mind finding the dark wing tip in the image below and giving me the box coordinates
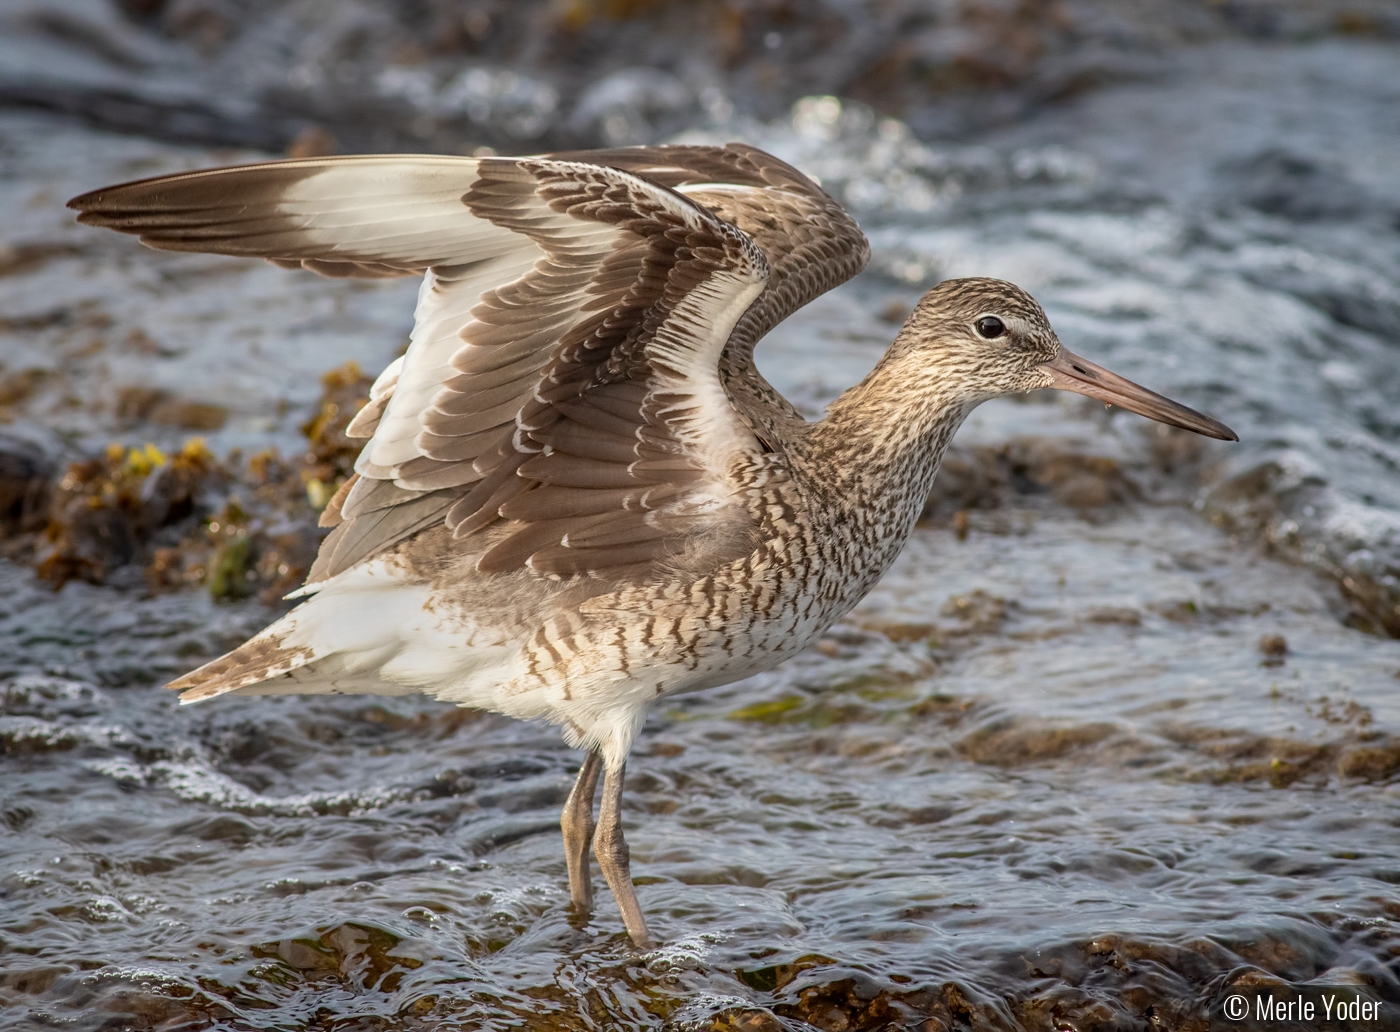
[67,188,105,214]
[68,185,144,229]
[67,181,147,216]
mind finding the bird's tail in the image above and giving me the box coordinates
[166,617,319,703]
[165,562,476,704]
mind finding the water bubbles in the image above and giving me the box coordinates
[879,118,910,142]
[759,97,1098,220]
[1010,146,1096,186]
[1344,548,1376,573]
[83,896,130,923]
[603,113,635,144]
[878,256,934,285]
[792,95,844,139]
[440,67,496,123]
[401,905,440,925]
[374,66,437,109]
[645,932,725,973]
[700,86,734,125]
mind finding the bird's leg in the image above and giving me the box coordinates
[561,750,602,913]
[594,760,654,949]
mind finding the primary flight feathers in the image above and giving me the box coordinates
[68,145,871,584]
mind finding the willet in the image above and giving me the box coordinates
[69,144,1236,948]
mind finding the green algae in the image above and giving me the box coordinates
[206,533,253,600]
[726,696,805,723]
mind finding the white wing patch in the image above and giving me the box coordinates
[644,266,768,482]
[358,250,541,476]
[277,157,519,267]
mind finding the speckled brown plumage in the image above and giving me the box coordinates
[67,144,1235,950]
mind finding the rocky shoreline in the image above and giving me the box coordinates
[3,11,1400,1030]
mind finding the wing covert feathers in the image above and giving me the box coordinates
[70,145,869,588]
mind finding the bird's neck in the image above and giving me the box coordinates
[794,350,975,528]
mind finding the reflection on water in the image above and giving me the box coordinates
[3,34,1400,1032]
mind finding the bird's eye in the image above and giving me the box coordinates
[975,316,1006,339]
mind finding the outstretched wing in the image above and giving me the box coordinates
[547,144,870,368]
[68,145,867,584]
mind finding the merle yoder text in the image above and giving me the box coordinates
[1214,985,1397,1031]
[1251,995,1381,1023]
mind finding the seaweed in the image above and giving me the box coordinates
[3,362,373,605]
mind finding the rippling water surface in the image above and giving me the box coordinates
[3,37,1400,1032]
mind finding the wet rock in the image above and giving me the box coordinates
[1204,463,1400,641]
[866,802,955,828]
[1155,722,1400,788]
[271,938,340,977]
[858,618,937,644]
[924,439,1136,524]
[0,718,85,756]
[6,360,372,602]
[205,529,254,600]
[1307,695,1373,728]
[1144,424,1208,478]
[1258,633,1288,666]
[737,953,839,994]
[940,589,1007,633]
[957,716,1118,766]
[1217,149,1380,222]
[113,384,164,422]
[0,241,85,278]
[0,436,53,543]
[951,508,969,540]
[878,298,911,324]
[1336,742,1400,781]
[925,446,1011,520]
[0,367,49,409]
[0,965,70,997]
[1039,453,1134,509]
[34,439,219,588]
[1084,606,1141,626]
[1151,600,1201,623]
[146,394,229,431]
[300,360,374,491]
[707,1009,785,1032]
[161,0,242,54]
[9,0,1400,156]
[1336,571,1400,640]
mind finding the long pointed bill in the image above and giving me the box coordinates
[1042,349,1238,442]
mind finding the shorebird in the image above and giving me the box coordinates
[69,144,1235,948]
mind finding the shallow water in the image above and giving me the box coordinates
[3,36,1400,1032]
[5,508,1400,1029]
[736,40,1400,604]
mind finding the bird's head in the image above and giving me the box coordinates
[895,277,1237,441]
